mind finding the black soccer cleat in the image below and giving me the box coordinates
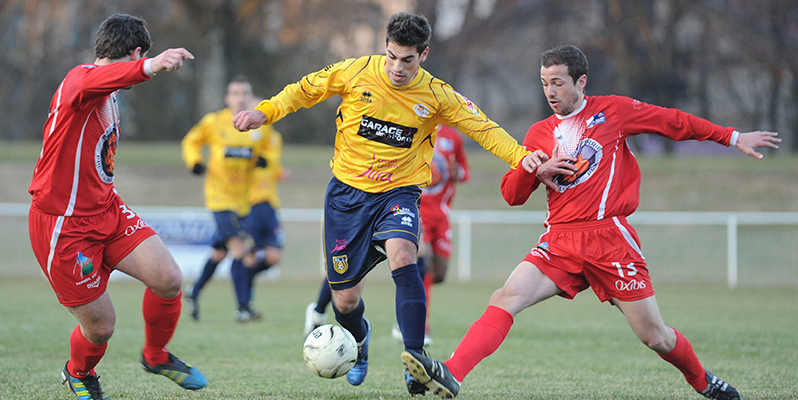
[697,370,741,400]
[406,369,429,396]
[401,349,460,399]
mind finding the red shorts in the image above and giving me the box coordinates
[523,216,654,303]
[28,195,156,307]
[421,215,452,258]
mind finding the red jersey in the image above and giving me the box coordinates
[29,59,151,216]
[420,125,470,222]
[502,95,734,225]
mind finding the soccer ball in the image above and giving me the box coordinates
[303,324,358,379]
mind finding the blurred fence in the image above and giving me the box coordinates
[2,203,797,288]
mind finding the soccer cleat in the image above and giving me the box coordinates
[346,317,371,386]
[392,322,433,346]
[406,369,429,396]
[402,349,461,399]
[140,352,207,390]
[697,370,741,400]
[304,302,327,337]
[61,362,109,400]
[234,308,263,323]
[184,291,199,321]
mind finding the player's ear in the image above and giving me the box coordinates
[419,47,429,63]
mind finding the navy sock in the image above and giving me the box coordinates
[333,298,367,342]
[392,264,426,352]
[191,258,219,298]
[315,279,332,314]
[246,260,272,300]
[230,259,249,309]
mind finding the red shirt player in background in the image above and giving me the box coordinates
[402,45,780,400]
[27,14,205,400]
[418,125,470,343]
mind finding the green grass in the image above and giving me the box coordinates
[1,277,796,399]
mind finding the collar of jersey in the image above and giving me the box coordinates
[555,96,588,120]
[379,55,425,90]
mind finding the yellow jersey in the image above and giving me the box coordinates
[181,108,271,215]
[254,55,528,193]
[248,129,283,208]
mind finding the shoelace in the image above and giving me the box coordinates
[78,375,104,399]
[704,375,729,397]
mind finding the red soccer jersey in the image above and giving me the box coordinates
[501,95,734,225]
[420,125,470,223]
[29,59,151,216]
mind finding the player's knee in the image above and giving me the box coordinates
[86,324,115,344]
[432,272,445,284]
[640,333,671,353]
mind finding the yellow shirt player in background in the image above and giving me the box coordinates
[182,76,272,323]
[233,12,542,392]
[241,120,287,313]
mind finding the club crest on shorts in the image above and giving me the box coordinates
[332,255,349,274]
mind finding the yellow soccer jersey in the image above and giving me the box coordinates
[248,129,283,208]
[182,108,271,215]
[254,55,529,193]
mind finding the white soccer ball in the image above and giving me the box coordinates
[303,324,358,379]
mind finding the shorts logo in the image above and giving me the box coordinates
[391,205,416,218]
[74,252,94,277]
[125,219,149,237]
[332,255,349,274]
[530,242,550,260]
[332,239,348,253]
[615,279,646,291]
[401,216,413,227]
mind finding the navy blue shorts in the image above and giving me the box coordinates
[244,201,284,249]
[324,177,421,289]
[210,210,248,249]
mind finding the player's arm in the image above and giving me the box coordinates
[234,58,359,131]
[181,115,212,175]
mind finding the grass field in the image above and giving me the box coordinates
[1,278,796,399]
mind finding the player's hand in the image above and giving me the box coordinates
[536,143,577,191]
[735,131,780,159]
[150,48,194,73]
[192,163,206,175]
[520,150,550,173]
[233,110,268,132]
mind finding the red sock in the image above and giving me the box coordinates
[444,305,513,382]
[141,288,181,366]
[68,325,107,377]
[658,328,707,391]
[423,272,433,332]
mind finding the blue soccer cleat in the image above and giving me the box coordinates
[140,352,207,390]
[61,362,110,400]
[346,317,371,386]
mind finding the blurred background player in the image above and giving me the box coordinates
[241,111,287,316]
[27,14,206,400]
[235,11,538,393]
[181,76,272,322]
[392,124,470,345]
[402,44,780,400]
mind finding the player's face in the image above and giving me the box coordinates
[225,82,253,115]
[540,64,586,115]
[384,42,428,87]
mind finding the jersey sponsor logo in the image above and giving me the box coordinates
[450,89,479,115]
[357,116,417,148]
[332,255,348,274]
[356,154,395,182]
[360,91,373,103]
[95,123,118,184]
[413,104,430,118]
[555,138,602,192]
[74,251,95,277]
[615,279,647,291]
[586,111,606,129]
[224,146,254,159]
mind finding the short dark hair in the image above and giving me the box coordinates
[229,75,250,85]
[385,12,431,54]
[94,14,152,60]
[541,45,588,84]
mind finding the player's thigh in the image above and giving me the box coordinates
[114,235,182,297]
[489,260,561,316]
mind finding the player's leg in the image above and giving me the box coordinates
[113,235,207,390]
[305,278,331,337]
[330,282,371,386]
[615,297,740,399]
[185,246,226,321]
[63,292,114,395]
[403,260,561,398]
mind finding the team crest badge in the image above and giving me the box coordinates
[332,255,349,274]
